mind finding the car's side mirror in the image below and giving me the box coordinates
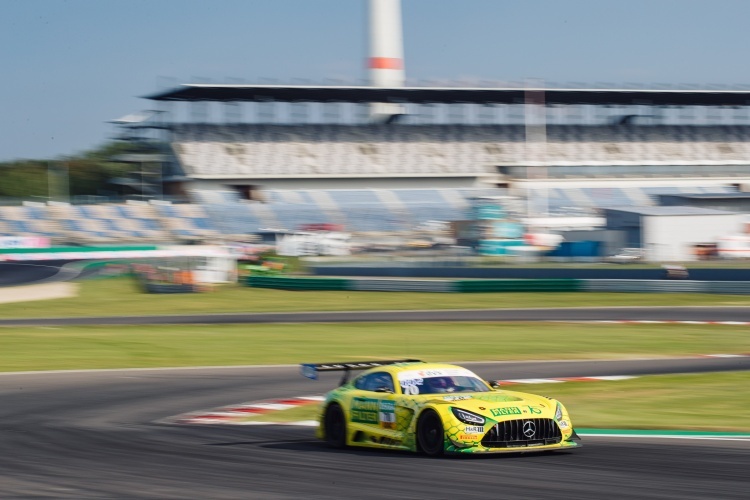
[488,380,501,389]
[374,386,394,393]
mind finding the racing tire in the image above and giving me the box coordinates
[417,410,445,457]
[324,403,347,449]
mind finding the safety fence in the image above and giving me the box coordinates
[581,280,750,295]
[246,276,750,294]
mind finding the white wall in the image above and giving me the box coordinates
[643,214,744,261]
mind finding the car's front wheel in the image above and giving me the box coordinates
[417,410,445,457]
[324,403,347,448]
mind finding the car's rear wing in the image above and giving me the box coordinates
[301,359,423,385]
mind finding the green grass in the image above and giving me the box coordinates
[243,404,320,423]
[3,276,750,319]
[236,371,750,432]
[533,371,750,432]
[1,322,749,372]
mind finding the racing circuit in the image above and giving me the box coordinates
[1,261,749,499]
[1,358,748,499]
[4,1,750,495]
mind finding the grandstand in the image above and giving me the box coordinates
[4,1,748,254]
[4,84,750,246]
[100,84,739,237]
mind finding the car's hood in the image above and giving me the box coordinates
[428,390,555,419]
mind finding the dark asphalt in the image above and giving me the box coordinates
[0,260,78,287]
[2,306,750,326]
[0,360,748,499]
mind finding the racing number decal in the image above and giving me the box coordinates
[400,378,423,395]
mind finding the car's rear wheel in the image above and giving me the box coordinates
[417,410,445,457]
[324,403,347,448]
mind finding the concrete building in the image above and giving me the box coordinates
[603,206,744,261]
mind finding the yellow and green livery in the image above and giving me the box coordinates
[301,360,581,456]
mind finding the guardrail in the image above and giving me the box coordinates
[246,276,750,294]
[582,280,750,294]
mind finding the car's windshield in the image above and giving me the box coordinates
[397,368,490,395]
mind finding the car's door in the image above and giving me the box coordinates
[350,371,401,445]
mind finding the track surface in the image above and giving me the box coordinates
[2,360,748,499]
[0,261,78,287]
[3,306,750,326]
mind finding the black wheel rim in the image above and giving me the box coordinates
[420,413,443,454]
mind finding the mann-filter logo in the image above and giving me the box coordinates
[351,397,379,424]
[490,407,521,417]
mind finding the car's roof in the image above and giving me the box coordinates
[364,362,470,376]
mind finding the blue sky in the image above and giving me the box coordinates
[1,0,749,162]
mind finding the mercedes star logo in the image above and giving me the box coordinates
[522,420,536,438]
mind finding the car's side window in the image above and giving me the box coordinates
[355,372,395,393]
[354,374,368,390]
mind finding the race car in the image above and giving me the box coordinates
[300,359,581,456]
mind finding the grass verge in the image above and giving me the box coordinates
[3,276,750,319]
[1,322,749,372]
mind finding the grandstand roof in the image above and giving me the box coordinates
[658,193,750,200]
[604,206,736,216]
[146,84,750,106]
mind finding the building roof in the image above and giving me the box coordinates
[604,206,738,216]
[145,84,750,106]
[658,193,750,200]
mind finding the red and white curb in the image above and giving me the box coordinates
[498,375,636,385]
[168,396,324,426]
[166,376,642,426]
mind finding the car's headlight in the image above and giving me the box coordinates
[451,407,486,425]
[555,402,564,421]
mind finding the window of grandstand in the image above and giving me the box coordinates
[230,185,262,201]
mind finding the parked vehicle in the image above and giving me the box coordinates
[604,248,644,264]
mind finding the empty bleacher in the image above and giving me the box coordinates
[0,182,742,246]
[151,202,221,242]
[170,124,750,180]
[188,188,508,234]
[0,205,63,241]
[49,203,172,244]
[0,202,221,245]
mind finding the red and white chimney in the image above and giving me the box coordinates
[368,0,405,121]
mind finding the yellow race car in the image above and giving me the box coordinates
[301,359,581,456]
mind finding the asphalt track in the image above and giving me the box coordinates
[0,261,79,287]
[1,359,749,499]
[2,305,750,326]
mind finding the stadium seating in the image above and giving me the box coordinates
[187,188,510,234]
[49,203,172,244]
[151,202,222,242]
[0,205,63,241]
[170,124,750,179]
